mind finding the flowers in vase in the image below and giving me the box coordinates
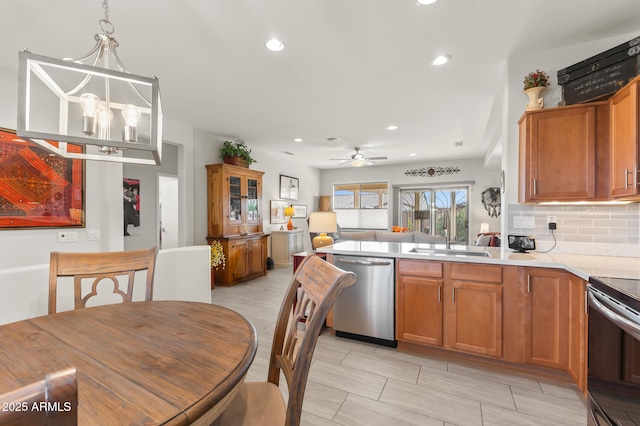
[523,69,550,91]
[210,240,226,270]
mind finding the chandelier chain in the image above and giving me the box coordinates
[102,0,109,21]
[99,0,115,36]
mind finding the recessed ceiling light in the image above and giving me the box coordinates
[416,0,438,4]
[386,125,398,131]
[431,54,451,66]
[327,137,339,142]
[265,38,285,52]
[409,153,417,156]
[293,138,303,142]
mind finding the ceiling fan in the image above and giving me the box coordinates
[330,147,388,167]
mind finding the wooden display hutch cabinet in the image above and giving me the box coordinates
[206,163,268,286]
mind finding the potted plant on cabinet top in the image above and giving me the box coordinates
[219,139,256,168]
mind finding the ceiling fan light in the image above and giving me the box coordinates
[351,159,365,167]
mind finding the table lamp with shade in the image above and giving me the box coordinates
[309,212,337,249]
[284,206,295,230]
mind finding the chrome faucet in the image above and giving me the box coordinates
[443,211,451,249]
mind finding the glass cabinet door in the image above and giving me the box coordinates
[228,175,242,222]
[246,178,259,222]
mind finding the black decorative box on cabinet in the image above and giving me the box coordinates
[558,36,640,105]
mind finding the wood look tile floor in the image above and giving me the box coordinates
[212,266,588,426]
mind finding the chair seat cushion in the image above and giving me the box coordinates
[213,381,286,426]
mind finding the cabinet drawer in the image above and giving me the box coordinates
[397,259,442,277]
[451,263,502,283]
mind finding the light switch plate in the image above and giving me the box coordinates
[58,231,77,243]
[514,216,536,229]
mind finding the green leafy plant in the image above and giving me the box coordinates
[523,69,550,90]
[210,240,226,270]
[219,139,256,165]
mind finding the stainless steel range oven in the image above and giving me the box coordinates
[587,276,640,426]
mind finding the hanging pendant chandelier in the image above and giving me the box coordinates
[17,0,162,165]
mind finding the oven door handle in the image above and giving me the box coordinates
[588,290,640,341]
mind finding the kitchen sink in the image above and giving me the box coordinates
[409,247,491,257]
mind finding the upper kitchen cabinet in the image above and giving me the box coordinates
[610,75,640,199]
[518,102,610,203]
[206,163,264,238]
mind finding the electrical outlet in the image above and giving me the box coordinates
[547,215,557,230]
[58,231,77,243]
[88,230,101,241]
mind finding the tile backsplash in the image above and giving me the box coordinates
[507,203,640,257]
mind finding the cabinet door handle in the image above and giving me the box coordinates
[437,286,441,302]
[451,287,455,303]
[635,167,639,188]
[532,178,537,195]
[625,169,630,189]
[527,275,531,293]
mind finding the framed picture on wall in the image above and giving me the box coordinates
[279,175,299,200]
[0,128,85,229]
[270,200,288,224]
[292,204,307,218]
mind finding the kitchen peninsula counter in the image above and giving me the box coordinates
[317,240,640,281]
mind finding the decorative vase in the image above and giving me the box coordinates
[524,86,546,111]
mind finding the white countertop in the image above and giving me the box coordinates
[317,241,640,281]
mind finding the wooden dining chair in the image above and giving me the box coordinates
[212,254,357,426]
[0,368,78,426]
[48,247,158,314]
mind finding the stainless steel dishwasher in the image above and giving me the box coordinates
[333,255,396,347]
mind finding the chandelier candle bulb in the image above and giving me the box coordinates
[79,93,101,136]
[122,104,141,142]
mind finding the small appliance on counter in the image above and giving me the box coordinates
[507,235,536,253]
[587,276,640,426]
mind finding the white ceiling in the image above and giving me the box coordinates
[2,0,640,169]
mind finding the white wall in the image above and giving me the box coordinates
[502,29,640,256]
[320,158,502,238]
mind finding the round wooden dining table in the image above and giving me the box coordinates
[0,301,257,425]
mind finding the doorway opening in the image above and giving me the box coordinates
[158,174,179,249]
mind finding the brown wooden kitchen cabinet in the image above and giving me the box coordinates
[523,268,571,370]
[206,163,267,285]
[568,274,588,392]
[446,263,503,357]
[609,75,640,199]
[518,102,609,202]
[396,260,503,358]
[396,260,444,346]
